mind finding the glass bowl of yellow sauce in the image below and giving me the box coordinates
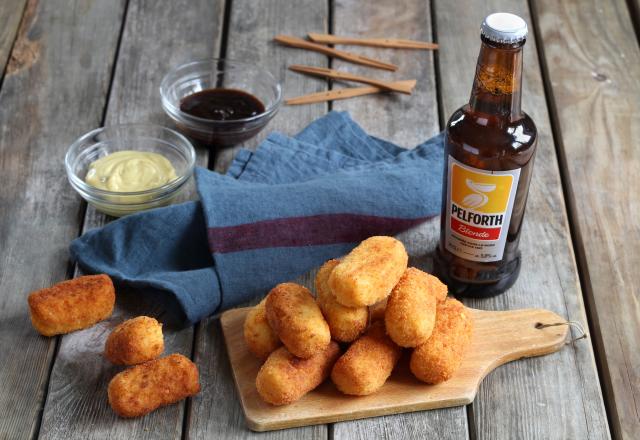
[65,124,196,217]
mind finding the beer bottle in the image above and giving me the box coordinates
[434,13,537,297]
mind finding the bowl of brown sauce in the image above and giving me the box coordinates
[160,59,282,147]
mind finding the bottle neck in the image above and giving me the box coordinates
[468,37,524,122]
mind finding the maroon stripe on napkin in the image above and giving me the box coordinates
[207,213,431,253]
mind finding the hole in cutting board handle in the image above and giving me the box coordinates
[534,320,588,344]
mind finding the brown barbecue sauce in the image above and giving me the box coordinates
[180,89,265,121]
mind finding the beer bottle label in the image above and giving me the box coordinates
[445,156,520,262]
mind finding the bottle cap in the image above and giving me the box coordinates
[481,13,528,44]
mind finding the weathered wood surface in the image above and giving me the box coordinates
[187,0,329,438]
[212,0,329,173]
[436,1,610,439]
[37,1,223,439]
[0,1,126,439]
[330,1,469,439]
[0,0,26,79]
[532,0,640,438]
[332,0,438,147]
[1,0,636,438]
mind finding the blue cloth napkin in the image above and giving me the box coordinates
[70,111,444,327]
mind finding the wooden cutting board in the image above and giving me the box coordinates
[220,306,569,432]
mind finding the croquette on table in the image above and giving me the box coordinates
[105,316,164,365]
[108,353,200,418]
[28,274,115,336]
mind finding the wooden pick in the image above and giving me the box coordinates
[285,80,417,105]
[274,35,398,71]
[289,65,416,95]
[308,33,439,50]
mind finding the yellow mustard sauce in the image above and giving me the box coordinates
[85,150,178,192]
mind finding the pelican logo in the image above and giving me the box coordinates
[461,179,496,209]
[445,157,521,262]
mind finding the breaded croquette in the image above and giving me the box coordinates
[105,316,164,365]
[331,321,401,396]
[256,342,340,405]
[328,236,408,307]
[28,274,115,336]
[244,297,282,359]
[369,298,388,323]
[316,260,368,343]
[385,268,439,347]
[410,298,473,384]
[425,272,448,303]
[108,353,200,418]
[265,283,331,359]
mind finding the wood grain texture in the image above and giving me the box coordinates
[331,0,439,147]
[330,2,470,439]
[0,1,126,439]
[212,0,329,173]
[435,1,610,439]
[0,0,27,78]
[532,0,640,438]
[221,306,569,432]
[188,0,329,438]
[37,1,223,439]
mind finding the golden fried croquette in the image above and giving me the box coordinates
[369,298,388,323]
[410,298,473,384]
[105,316,164,365]
[316,260,368,343]
[265,283,331,359]
[328,236,408,307]
[256,342,340,405]
[28,274,115,336]
[108,353,200,418]
[385,268,439,347]
[425,272,448,303]
[244,298,282,359]
[330,321,401,396]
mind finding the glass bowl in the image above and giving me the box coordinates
[65,124,196,217]
[160,58,282,147]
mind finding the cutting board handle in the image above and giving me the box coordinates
[468,308,571,386]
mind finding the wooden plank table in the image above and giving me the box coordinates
[0,0,636,438]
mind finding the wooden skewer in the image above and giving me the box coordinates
[289,65,416,95]
[285,80,417,105]
[308,33,439,50]
[274,35,398,71]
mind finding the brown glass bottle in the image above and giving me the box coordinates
[434,14,537,298]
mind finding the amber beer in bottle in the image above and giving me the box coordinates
[434,13,537,297]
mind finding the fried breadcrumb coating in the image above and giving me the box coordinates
[28,274,115,336]
[108,353,200,418]
[410,298,473,384]
[256,342,340,405]
[331,321,401,396]
[105,316,164,365]
[328,236,408,307]
[244,297,282,359]
[316,260,368,343]
[265,283,330,359]
[385,268,440,347]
